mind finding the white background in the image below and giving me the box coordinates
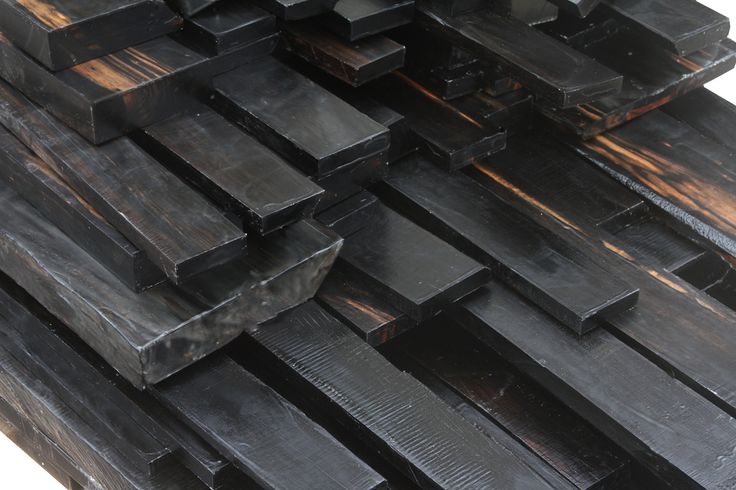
[0,1,735,488]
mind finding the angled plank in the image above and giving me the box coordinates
[454,282,736,489]
[0,78,245,284]
[250,0,337,20]
[136,103,323,235]
[0,0,181,70]
[213,57,389,177]
[323,0,414,41]
[416,3,623,108]
[155,355,386,489]
[320,192,490,322]
[378,155,638,333]
[246,300,568,489]
[283,22,405,86]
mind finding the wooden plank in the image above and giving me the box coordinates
[0,176,340,387]
[349,96,413,162]
[181,1,276,55]
[136,103,323,235]
[0,0,181,70]
[454,282,736,489]
[537,33,736,138]
[246,300,569,489]
[323,0,414,41]
[402,62,485,101]
[546,0,600,18]
[0,78,246,284]
[168,0,218,16]
[369,72,506,170]
[313,152,387,212]
[571,109,736,258]
[378,155,638,333]
[155,355,386,489]
[449,88,534,134]
[0,125,164,292]
[320,192,490,322]
[283,22,405,86]
[416,3,623,108]
[316,266,415,345]
[539,12,620,49]
[250,0,337,20]
[213,57,390,177]
[599,0,730,56]
[492,0,559,26]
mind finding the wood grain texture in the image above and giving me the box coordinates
[454,283,736,490]
[378,155,638,333]
[246,300,569,489]
[0,0,181,70]
[136,103,323,235]
[213,57,390,177]
[320,191,490,322]
[416,2,623,108]
[323,0,415,41]
[283,22,405,86]
[599,0,730,56]
[155,355,386,490]
[0,78,246,284]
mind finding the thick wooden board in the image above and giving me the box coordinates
[168,0,218,16]
[283,23,405,86]
[213,57,390,177]
[454,283,736,489]
[181,1,276,55]
[571,109,736,258]
[546,0,600,18]
[250,0,337,20]
[246,300,569,489]
[136,103,323,235]
[0,78,245,284]
[0,125,164,292]
[313,152,387,212]
[599,0,730,56]
[492,0,559,26]
[369,72,506,170]
[378,155,639,333]
[155,355,386,489]
[416,3,623,108]
[0,0,181,70]
[539,12,620,50]
[320,192,490,322]
[323,0,415,41]
[0,177,340,387]
[537,33,736,138]
[449,88,534,134]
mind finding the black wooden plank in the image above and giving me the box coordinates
[320,192,490,322]
[492,0,559,26]
[402,62,485,101]
[454,282,736,489]
[369,72,506,170]
[538,11,621,50]
[250,0,337,20]
[599,0,730,56]
[323,0,415,41]
[350,96,413,163]
[0,0,181,70]
[0,176,340,387]
[246,300,570,489]
[313,152,387,212]
[283,22,405,86]
[546,0,600,18]
[136,103,323,235]
[449,88,534,134]
[181,0,276,55]
[155,355,386,489]
[0,78,246,284]
[316,266,415,345]
[213,57,390,177]
[377,155,638,333]
[537,33,736,138]
[0,125,164,292]
[571,109,736,258]
[168,0,219,16]
[416,3,623,108]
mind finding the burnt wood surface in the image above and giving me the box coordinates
[323,0,415,41]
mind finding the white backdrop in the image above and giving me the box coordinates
[0,1,735,488]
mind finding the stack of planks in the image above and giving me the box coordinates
[0,0,735,488]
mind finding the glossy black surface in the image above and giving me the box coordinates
[323,0,415,41]
[168,0,218,16]
[546,0,600,18]
[250,0,337,20]
[313,152,387,212]
[492,0,559,26]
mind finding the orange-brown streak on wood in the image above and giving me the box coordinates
[17,0,71,29]
[343,297,397,324]
[70,48,175,92]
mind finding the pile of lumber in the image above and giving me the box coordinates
[0,0,735,488]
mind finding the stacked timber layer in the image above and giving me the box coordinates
[0,0,735,488]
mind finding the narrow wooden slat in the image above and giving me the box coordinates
[246,300,569,489]
[0,78,245,284]
[454,282,736,489]
[155,355,386,489]
[320,191,490,322]
[378,155,638,333]
[323,0,414,41]
[213,57,390,177]
[136,103,324,235]
[416,3,623,108]
[0,0,181,70]
[663,88,736,156]
[283,23,405,86]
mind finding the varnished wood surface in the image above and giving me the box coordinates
[0,78,246,284]
[0,0,181,70]
[324,0,415,41]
